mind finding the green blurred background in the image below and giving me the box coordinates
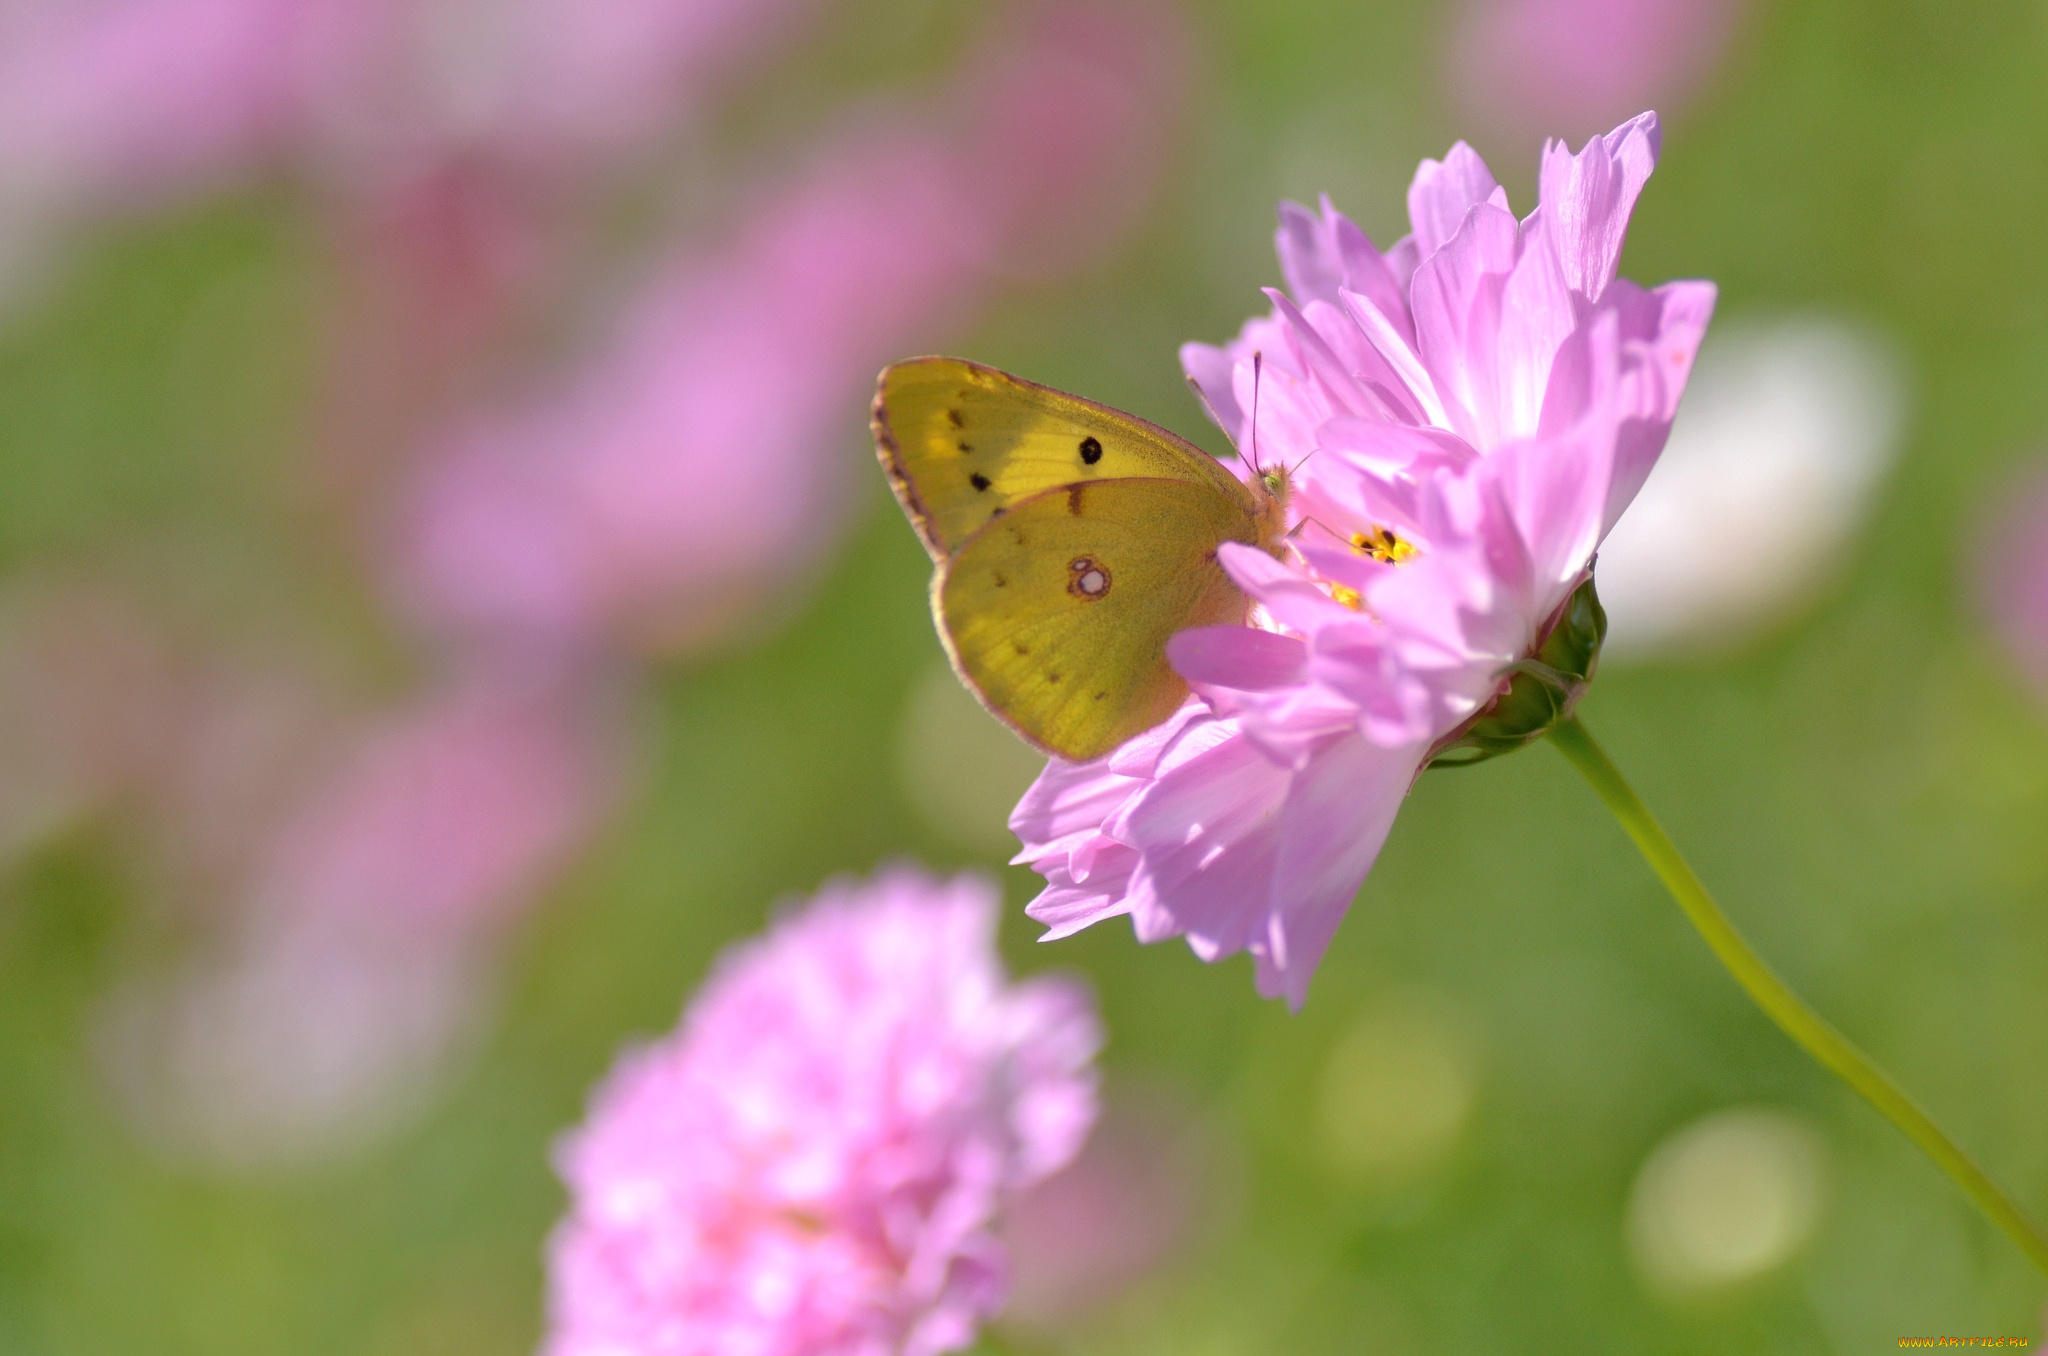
[5,0,2048,1352]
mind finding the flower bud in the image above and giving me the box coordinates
[1427,573,1607,767]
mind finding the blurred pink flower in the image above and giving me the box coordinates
[544,867,1100,1356]
[241,665,622,941]
[1449,0,1745,144]
[392,130,989,652]
[1978,461,2048,704]
[1013,115,1715,1006]
[394,0,1190,653]
[0,0,334,214]
[0,0,824,213]
[97,665,625,1166]
[306,0,825,182]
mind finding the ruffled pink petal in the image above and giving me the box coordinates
[1277,196,1415,342]
[1537,111,1663,302]
[1485,423,1615,598]
[1257,732,1425,1007]
[1215,542,1348,634]
[1121,732,1292,962]
[1338,287,1452,428]
[1406,140,1509,261]
[1408,200,1523,449]
[1537,276,1717,532]
[1262,288,1399,422]
[1167,626,1306,692]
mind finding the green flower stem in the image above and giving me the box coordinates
[1546,714,2048,1275]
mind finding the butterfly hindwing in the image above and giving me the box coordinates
[937,477,1261,761]
[874,356,1258,561]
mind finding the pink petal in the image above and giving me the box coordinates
[1537,110,1662,301]
[1406,140,1509,261]
[1167,626,1307,692]
[1258,733,1425,1007]
[1408,201,1522,449]
[1277,196,1414,341]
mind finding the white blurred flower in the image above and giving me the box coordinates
[1626,1106,1828,1298]
[1596,315,1908,658]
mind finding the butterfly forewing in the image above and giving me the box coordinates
[937,477,1260,761]
[874,357,1257,561]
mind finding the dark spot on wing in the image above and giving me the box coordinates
[970,472,992,492]
[1047,672,1062,684]
[1067,484,1086,515]
[1066,557,1111,600]
[1093,691,1107,701]
[1013,642,1030,656]
[958,441,973,453]
[992,571,1007,588]
[1079,436,1103,465]
[947,408,964,428]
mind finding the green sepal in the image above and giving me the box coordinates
[1426,573,1607,769]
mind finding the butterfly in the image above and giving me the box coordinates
[872,356,1290,763]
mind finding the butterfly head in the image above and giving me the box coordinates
[1249,459,1294,555]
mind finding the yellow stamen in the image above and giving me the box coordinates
[1330,584,1363,611]
[1350,525,1417,564]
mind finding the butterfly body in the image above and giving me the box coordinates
[873,357,1288,762]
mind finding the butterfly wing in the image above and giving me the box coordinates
[874,356,1258,561]
[937,476,1263,761]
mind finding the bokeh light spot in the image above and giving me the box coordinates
[1626,1106,1829,1298]
[1316,993,1477,1184]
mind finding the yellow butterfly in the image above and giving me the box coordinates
[872,356,1290,762]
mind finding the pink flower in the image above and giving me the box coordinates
[0,0,824,211]
[1013,114,1715,1007]
[242,666,621,942]
[392,128,989,652]
[393,1,1189,654]
[0,0,334,213]
[543,867,1100,1356]
[307,0,826,179]
[1449,0,1747,144]
[95,665,624,1166]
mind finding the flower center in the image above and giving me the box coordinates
[1350,526,1417,564]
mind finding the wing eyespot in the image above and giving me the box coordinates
[1067,557,1111,600]
[1079,436,1103,465]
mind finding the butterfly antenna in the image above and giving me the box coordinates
[1185,375,1230,441]
[1290,513,1350,546]
[1250,351,1264,475]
